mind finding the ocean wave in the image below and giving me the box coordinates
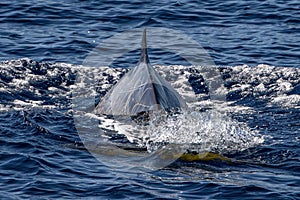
[0,58,299,111]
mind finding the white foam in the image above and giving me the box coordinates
[272,94,300,108]
[141,110,264,153]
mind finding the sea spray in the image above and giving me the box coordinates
[140,109,264,154]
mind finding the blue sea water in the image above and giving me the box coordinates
[0,0,300,199]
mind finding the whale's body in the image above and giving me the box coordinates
[96,29,187,116]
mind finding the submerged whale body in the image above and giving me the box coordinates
[96,28,187,116]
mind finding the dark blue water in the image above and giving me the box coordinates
[1,0,299,67]
[0,1,300,199]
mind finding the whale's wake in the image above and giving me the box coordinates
[96,109,264,154]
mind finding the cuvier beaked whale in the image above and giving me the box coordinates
[96,28,187,116]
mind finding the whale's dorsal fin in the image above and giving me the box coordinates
[96,28,187,116]
[140,28,150,64]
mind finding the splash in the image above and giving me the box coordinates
[139,109,264,154]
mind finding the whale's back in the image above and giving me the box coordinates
[96,29,187,116]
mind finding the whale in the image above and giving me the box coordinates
[96,28,187,116]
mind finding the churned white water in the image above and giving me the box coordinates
[139,109,264,153]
